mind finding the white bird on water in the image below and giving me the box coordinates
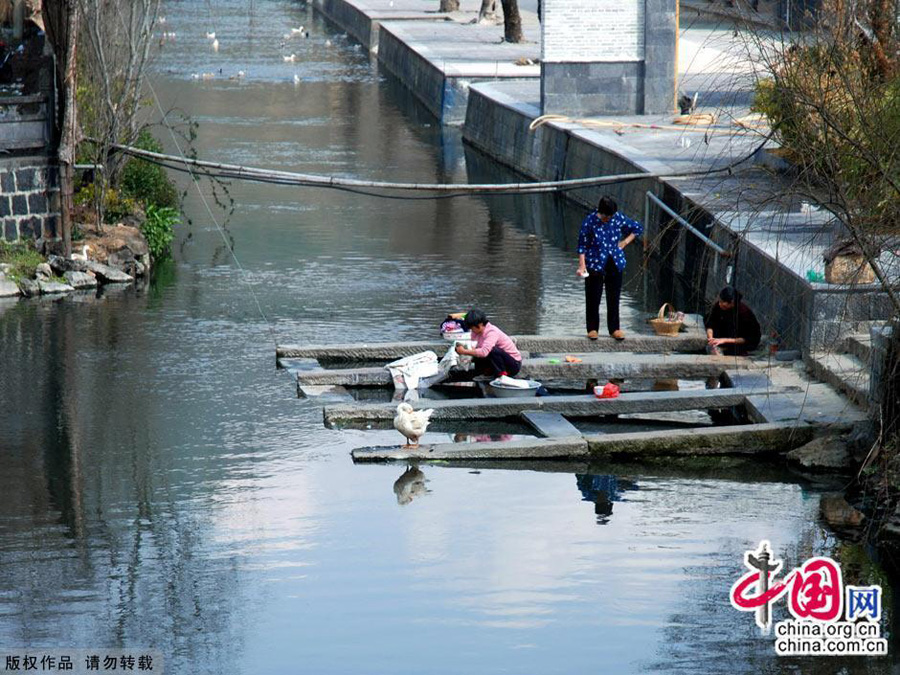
[290,26,304,34]
[283,53,297,62]
[393,403,434,449]
[206,31,216,39]
[292,73,301,84]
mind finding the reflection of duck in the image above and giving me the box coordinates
[393,465,428,505]
[394,403,433,448]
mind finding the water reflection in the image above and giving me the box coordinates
[393,464,429,506]
[575,474,639,525]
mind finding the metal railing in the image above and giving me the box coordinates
[644,191,730,257]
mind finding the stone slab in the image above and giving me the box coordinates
[0,278,20,297]
[350,422,817,462]
[38,280,74,294]
[63,271,98,289]
[585,422,818,458]
[325,388,759,425]
[276,333,706,361]
[807,352,870,408]
[298,384,353,400]
[85,261,133,284]
[744,387,867,427]
[277,357,322,371]
[351,436,590,462]
[301,352,754,388]
[300,366,391,387]
[520,411,582,438]
[520,352,753,381]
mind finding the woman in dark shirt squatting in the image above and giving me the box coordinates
[705,286,761,356]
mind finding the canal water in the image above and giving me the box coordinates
[0,1,894,673]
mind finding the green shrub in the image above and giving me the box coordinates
[141,204,180,261]
[0,241,44,281]
[121,129,179,210]
[75,184,139,224]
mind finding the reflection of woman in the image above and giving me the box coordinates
[705,287,761,356]
[393,465,428,505]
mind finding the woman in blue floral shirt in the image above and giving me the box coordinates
[576,195,643,340]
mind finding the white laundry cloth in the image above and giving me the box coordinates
[385,351,439,390]
[492,375,531,389]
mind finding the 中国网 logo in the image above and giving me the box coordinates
[729,540,887,656]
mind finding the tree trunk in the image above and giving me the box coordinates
[42,0,80,256]
[500,0,523,42]
[478,0,498,22]
[439,0,460,11]
[58,5,78,256]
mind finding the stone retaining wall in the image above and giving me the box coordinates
[0,156,59,244]
[377,24,450,121]
[312,0,378,50]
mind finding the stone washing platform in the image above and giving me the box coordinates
[278,332,868,462]
[349,366,867,462]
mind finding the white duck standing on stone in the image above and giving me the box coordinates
[393,403,434,448]
[70,245,90,261]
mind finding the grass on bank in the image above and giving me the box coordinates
[0,241,44,281]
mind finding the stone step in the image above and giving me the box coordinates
[841,333,872,364]
[299,352,757,388]
[519,411,582,438]
[350,422,818,462]
[325,387,765,426]
[807,351,870,408]
[277,333,706,362]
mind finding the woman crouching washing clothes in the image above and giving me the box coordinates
[454,308,522,378]
[705,286,761,356]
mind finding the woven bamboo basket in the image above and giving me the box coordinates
[649,303,683,337]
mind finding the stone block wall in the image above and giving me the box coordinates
[542,62,645,117]
[540,0,676,115]
[0,156,60,244]
[378,25,447,121]
[313,0,378,51]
